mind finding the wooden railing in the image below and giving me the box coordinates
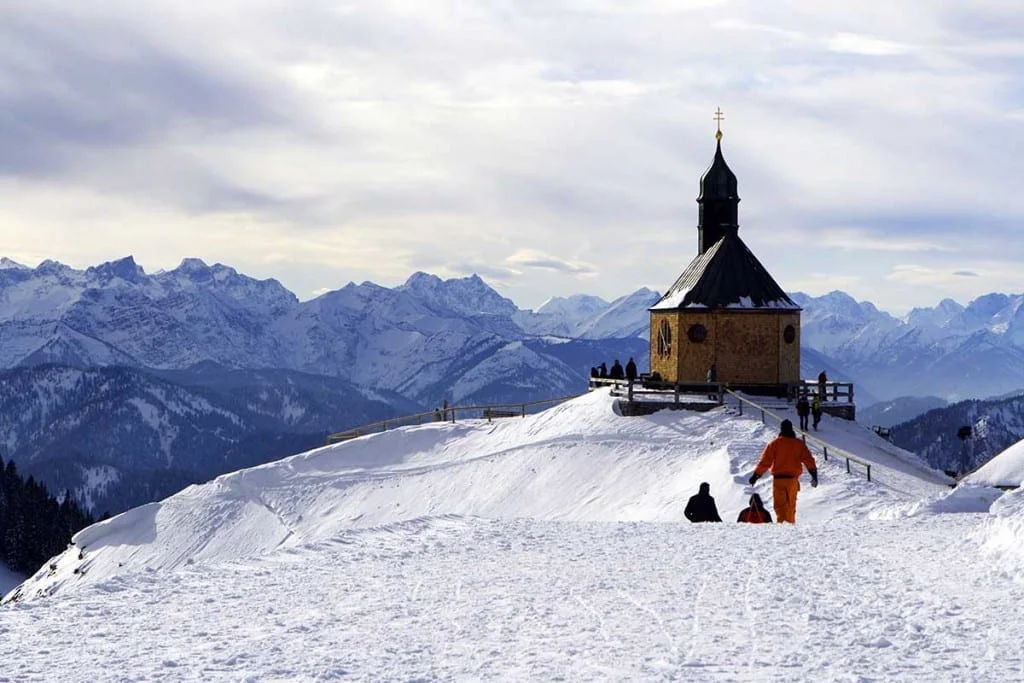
[725,389,873,482]
[795,380,855,403]
[325,393,585,444]
[588,377,725,405]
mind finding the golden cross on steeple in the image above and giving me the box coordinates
[713,107,724,141]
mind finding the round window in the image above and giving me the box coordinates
[687,324,707,343]
[783,324,796,344]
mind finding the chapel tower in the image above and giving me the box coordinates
[649,110,801,389]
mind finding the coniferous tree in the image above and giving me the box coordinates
[0,457,94,577]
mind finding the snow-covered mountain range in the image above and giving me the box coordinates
[4,254,1024,513]
[0,257,651,512]
[794,290,1024,402]
[0,257,652,406]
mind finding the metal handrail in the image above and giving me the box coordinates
[325,393,586,444]
[724,389,873,482]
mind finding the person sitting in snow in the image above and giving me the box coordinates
[684,482,722,523]
[748,419,818,524]
[736,493,772,524]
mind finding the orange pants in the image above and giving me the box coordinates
[772,478,801,523]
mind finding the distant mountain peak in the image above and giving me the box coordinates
[86,256,146,283]
[0,257,27,270]
[398,271,518,317]
[403,271,442,287]
[177,257,210,273]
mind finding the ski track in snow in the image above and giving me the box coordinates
[3,516,1024,681]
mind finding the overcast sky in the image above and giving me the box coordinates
[2,1,1022,314]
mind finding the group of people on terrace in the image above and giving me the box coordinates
[590,358,638,383]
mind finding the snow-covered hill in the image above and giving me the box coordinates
[10,390,951,602]
[5,390,1023,680]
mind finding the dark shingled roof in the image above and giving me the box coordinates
[650,232,800,311]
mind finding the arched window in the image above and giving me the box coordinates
[783,324,796,344]
[657,319,672,357]
[687,323,708,344]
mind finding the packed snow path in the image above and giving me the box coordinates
[723,394,954,499]
[4,515,1024,681]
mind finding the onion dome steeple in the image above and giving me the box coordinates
[697,108,740,254]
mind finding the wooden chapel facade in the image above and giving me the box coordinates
[648,124,801,388]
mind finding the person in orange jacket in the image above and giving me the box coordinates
[748,419,818,523]
[736,493,772,523]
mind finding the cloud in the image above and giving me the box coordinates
[826,32,913,56]
[2,1,1024,312]
[506,249,597,275]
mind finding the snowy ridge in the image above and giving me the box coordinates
[6,391,1024,680]
[13,390,949,601]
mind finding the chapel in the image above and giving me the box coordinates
[648,112,801,388]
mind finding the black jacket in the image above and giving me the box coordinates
[625,360,637,381]
[796,397,810,416]
[684,492,722,523]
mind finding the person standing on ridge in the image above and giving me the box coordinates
[737,493,772,523]
[706,362,718,399]
[609,359,625,380]
[811,394,823,431]
[817,370,828,402]
[625,357,638,385]
[748,419,818,524]
[796,393,810,431]
[684,482,722,523]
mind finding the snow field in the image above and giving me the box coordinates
[5,388,1024,680]
[4,515,1024,681]
[13,390,934,602]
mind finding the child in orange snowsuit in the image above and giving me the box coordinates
[748,419,818,523]
[737,493,772,523]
